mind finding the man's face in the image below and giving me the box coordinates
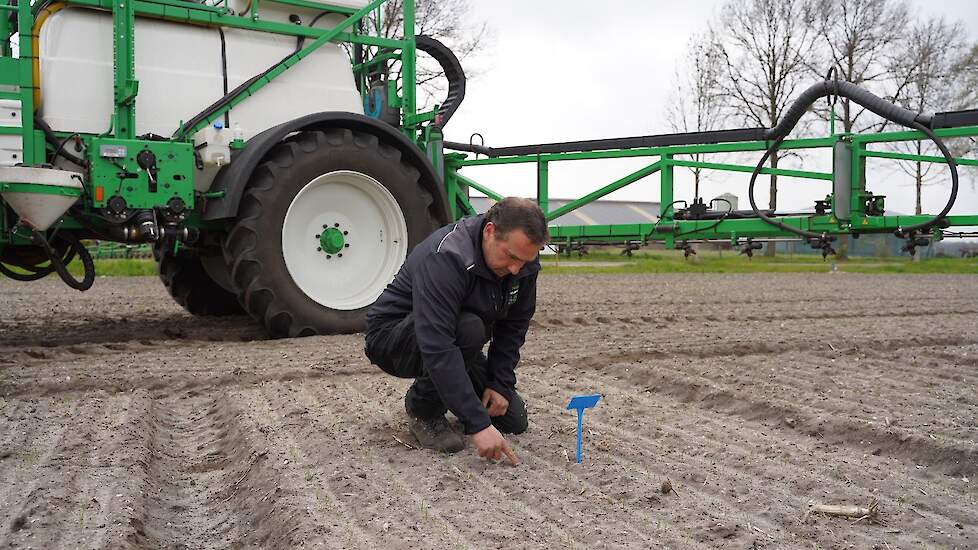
[482,223,540,278]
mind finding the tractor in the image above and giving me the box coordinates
[1,0,976,338]
[0,0,460,337]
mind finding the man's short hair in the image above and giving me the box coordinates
[485,197,550,244]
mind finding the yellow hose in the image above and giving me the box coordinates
[31,2,67,110]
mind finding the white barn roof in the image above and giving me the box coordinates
[468,197,660,227]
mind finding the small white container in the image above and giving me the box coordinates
[193,122,232,167]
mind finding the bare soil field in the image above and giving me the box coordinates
[1,273,976,549]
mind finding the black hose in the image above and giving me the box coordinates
[175,41,304,139]
[52,133,80,166]
[415,35,466,129]
[0,261,51,281]
[32,230,94,290]
[900,121,958,234]
[0,234,79,281]
[675,198,733,238]
[764,80,927,142]
[750,79,957,239]
[747,136,813,237]
[34,116,89,167]
[217,27,230,128]
[642,200,685,240]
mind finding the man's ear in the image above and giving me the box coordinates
[484,221,495,241]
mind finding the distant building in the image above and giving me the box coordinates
[468,197,660,226]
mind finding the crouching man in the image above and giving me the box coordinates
[364,197,548,465]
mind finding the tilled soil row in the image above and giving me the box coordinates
[1,274,976,549]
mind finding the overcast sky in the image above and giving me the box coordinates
[444,0,978,222]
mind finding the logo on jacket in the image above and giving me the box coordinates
[506,281,520,306]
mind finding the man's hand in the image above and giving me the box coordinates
[470,425,519,466]
[481,388,510,417]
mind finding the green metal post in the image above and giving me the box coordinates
[850,139,865,225]
[113,0,138,139]
[660,154,674,248]
[17,0,36,163]
[426,124,444,183]
[536,157,549,216]
[0,8,11,58]
[401,0,417,138]
[445,168,458,220]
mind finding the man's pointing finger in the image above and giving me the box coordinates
[502,443,519,466]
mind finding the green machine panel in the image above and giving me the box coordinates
[88,138,195,209]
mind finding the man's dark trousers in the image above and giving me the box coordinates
[365,312,528,434]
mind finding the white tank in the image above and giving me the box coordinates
[38,6,366,189]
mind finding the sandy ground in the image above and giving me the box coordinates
[0,273,976,549]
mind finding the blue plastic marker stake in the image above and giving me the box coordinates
[566,394,601,464]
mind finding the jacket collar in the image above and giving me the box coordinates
[465,214,542,282]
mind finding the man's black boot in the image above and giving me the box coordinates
[408,414,464,453]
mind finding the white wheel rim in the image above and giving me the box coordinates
[282,170,408,311]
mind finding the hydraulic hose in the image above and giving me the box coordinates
[32,230,94,290]
[0,234,78,281]
[764,80,929,141]
[750,80,958,240]
[34,116,89,167]
[675,198,734,239]
[901,121,958,235]
[415,35,466,129]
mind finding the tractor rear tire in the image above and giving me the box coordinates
[155,242,245,316]
[223,128,443,338]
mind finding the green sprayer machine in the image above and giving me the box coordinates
[0,0,975,337]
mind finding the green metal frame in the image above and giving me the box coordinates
[0,0,430,245]
[444,126,978,250]
[0,0,974,261]
[0,181,82,196]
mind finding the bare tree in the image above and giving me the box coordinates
[714,0,817,255]
[805,0,911,133]
[888,17,973,215]
[364,0,490,109]
[951,43,978,126]
[665,33,727,201]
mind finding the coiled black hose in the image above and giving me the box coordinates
[0,239,77,281]
[0,231,95,290]
[749,80,957,240]
[36,230,94,290]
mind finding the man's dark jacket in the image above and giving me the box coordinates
[366,214,540,434]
